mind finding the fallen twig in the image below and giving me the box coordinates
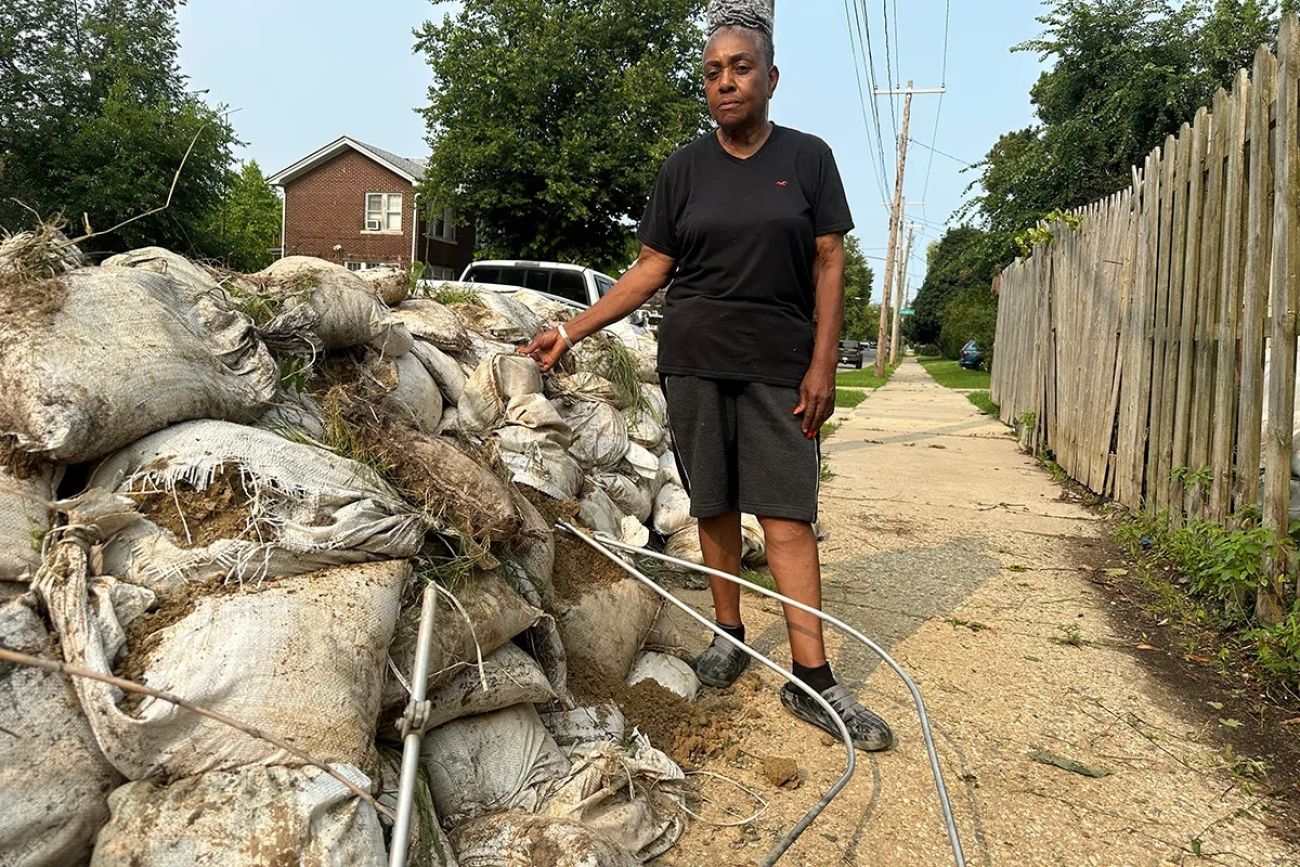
[0,645,393,820]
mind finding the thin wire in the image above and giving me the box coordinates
[892,0,902,136]
[852,0,893,197]
[880,0,899,139]
[920,0,952,226]
[843,0,892,211]
[910,137,972,168]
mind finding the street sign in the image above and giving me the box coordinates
[900,308,915,316]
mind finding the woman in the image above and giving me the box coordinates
[521,7,893,752]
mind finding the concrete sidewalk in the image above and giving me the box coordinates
[660,358,1298,866]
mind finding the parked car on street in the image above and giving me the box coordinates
[838,339,864,368]
[460,259,650,326]
[958,340,986,370]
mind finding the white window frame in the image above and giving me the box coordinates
[344,260,391,271]
[425,265,456,280]
[427,206,456,243]
[364,192,403,232]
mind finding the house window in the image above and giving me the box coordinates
[425,265,456,280]
[364,193,403,232]
[344,260,390,271]
[427,207,456,243]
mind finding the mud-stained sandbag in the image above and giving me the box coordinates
[664,525,704,569]
[102,246,221,299]
[412,340,468,405]
[384,432,519,543]
[578,484,624,537]
[507,486,556,603]
[422,704,570,826]
[460,355,544,432]
[741,513,767,567]
[623,405,666,453]
[383,571,543,714]
[558,576,659,684]
[594,473,652,524]
[627,651,700,702]
[558,399,630,470]
[541,704,626,746]
[253,256,399,350]
[652,484,693,538]
[622,442,663,498]
[451,291,543,343]
[643,603,707,662]
[539,737,686,861]
[256,388,328,441]
[90,421,423,590]
[89,764,385,867]
[450,813,639,867]
[394,299,471,352]
[508,287,582,324]
[495,396,583,501]
[422,643,556,732]
[40,555,410,780]
[382,352,444,434]
[0,595,122,867]
[356,265,411,306]
[0,267,279,462]
[641,382,668,422]
[546,371,621,406]
[0,460,56,581]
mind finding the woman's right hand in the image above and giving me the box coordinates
[519,328,571,372]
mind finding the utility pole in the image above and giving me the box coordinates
[890,222,914,365]
[873,81,945,377]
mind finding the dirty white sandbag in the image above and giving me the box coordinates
[499,439,584,502]
[624,405,666,452]
[559,399,631,470]
[91,420,423,590]
[664,525,704,569]
[657,451,683,490]
[102,246,221,298]
[578,484,623,537]
[508,287,582,323]
[382,433,520,542]
[594,472,652,523]
[383,352,444,434]
[653,483,694,538]
[452,291,543,343]
[539,736,685,861]
[257,387,328,441]
[558,576,659,684]
[495,393,574,451]
[90,764,385,867]
[0,267,279,462]
[627,651,700,702]
[643,603,707,662]
[0,595,122,867]
[395,299,472,352]
[0,461,56,581]
[422,643,556,732]
[356,265,411,306]
[460,354,545,432]
[621,515,651,548]
[422,704,570,826]
[546,371,621,405]
[440,405,462,434]
[641,382,668,422]
[742,513,767,567]
[41,554,409,780]
[412,339,468,404]
[508,485,556,604]
[541,704,626,746]
[254,256,400,350]
[383,571,543,714]
[623,442,663,497]
[450,813,639,867]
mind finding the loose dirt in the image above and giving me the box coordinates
[552,532,628,601]
[126,466,254,549]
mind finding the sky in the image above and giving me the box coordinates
[178,0,1048,302]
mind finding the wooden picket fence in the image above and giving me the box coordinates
[991,16,1300,622]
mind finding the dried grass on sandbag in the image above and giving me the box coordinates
[0,223,86,278]
[545,371,621,406]
[382,570,543,716]
[355,265,411,306]
[0,266,279,462]
[255,387,328,441]
[449,813,640,867]
[0,595,122,867]
[421,703,570,826]
[575,332,651,411]
[250,256,401,351]
[89,420,424,590]
[39,549,410,781]
[89,764,385,867]
[394,298,471,352]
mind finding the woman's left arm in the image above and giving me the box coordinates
[795,232,846,439]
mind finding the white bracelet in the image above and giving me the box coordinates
[557,322,576,350]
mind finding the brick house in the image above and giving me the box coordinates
[268,135,474,279]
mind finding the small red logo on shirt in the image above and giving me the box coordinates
[776,179,789,186]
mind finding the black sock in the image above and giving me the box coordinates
[792,661,837,693]
[716,621,745,644]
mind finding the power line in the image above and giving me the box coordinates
[880,0,899,140]
[920,0,952,224]
[842,0,892,211]
[851,0,893,196]
[909,137,972,168]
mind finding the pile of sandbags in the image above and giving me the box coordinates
[0,242,717,866]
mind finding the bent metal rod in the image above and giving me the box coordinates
[563,523,967,867]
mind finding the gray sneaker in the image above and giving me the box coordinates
[691,635,751,688]
[780,683,895,752]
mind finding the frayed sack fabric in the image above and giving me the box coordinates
[460,354,545,433]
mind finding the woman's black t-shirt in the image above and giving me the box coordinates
[637,124,854,388]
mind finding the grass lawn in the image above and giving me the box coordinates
[920,358,991,390]
[836,360,900,389]
[967,390,1000,416]
[835,388,868,409]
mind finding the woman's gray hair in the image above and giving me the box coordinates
[706,0,775,66]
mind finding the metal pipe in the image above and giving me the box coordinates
[388,583,440,867]
[559,522,854,867]
[589,531,967,867]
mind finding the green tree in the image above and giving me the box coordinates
[939,287,999,361]
[0,0,236,255]
[203,161,282,272]
[840,234,877,341]
[968,0,1284,242]
[414,0,710,272]
[905,226,1001,348]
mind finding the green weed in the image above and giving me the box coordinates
[967,390,1000,416]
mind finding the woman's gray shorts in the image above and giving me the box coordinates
[662,375,821,524]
